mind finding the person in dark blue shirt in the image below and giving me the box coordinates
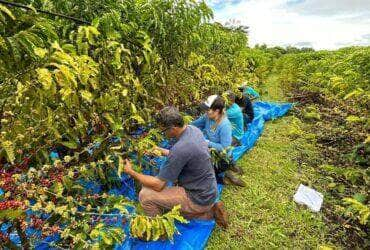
[236,85,257,129]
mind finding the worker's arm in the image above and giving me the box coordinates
[144,146,170,157]
[156,146,170,156]
[191,115,206,130]
[123,159,166,192]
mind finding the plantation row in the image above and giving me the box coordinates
[0,0,253,248]
[272,47,369,246]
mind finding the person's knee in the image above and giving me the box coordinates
[138,187,154,205]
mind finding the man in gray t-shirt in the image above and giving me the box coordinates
[158,125,217,206]
[123,107,228,228]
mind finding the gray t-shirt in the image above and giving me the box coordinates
[158,125,217,206]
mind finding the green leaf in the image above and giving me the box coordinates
[89,229,100,239]
[162,218,174,241]
[1,140,15,164]
[113,203,128,214]
[80,90,93,103]
[146,218,152,241]
[103,113,115,125]
[112,47,122,69]
[328,183,336,188]
[37,68,53,90]
[130,103,137,113]
[0,209,24,219]
[337,184,345,193]
[130,114,145,124]
[61,140,78,149]
[92,18,100,27]
[343,88,364,100]
[34,47,47,58]
[346,115,364,123]
[171,214,189,224]
[137,216,146,238]
[53,182,64,198]
[97,167,105,180]
[151,218,161,241]
[110,227,124,242]
[121,88,128,97]
[0,4,15,20]
[101,232,113,245]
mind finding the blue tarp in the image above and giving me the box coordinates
[115,101,292,250]
[233,102,293,161]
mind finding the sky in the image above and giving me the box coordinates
[205,0,370,50]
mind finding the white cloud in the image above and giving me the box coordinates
[285,0,370,16]
[206,0,370,50]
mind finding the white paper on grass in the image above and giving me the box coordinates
[293,184,323,212]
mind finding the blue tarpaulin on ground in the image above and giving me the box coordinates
[115,101,292,250]
[233,101,293,161]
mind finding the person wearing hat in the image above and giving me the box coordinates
[123,106,228,228]
[193,95,232,151]
[192,95,246,187]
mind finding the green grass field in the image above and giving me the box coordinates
[207,76,330,249]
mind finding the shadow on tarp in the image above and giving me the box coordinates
[114,101,292,250]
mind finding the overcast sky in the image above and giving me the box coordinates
[205,0,370,50]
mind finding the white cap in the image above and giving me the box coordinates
[200,95,218,110]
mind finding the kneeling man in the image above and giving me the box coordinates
[123,106,228,228]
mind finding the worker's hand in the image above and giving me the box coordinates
[145,146,169,156]
[123,159,134,175]
[156,147,170,156]
[144,146,162,156]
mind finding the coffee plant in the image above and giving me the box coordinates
[0,0,256,248]
[273,46,369,246]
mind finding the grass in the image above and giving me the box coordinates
[207,76,330,249]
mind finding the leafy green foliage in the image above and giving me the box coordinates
[89,223,125,248]
[0,0,256,248]
[275,47,370,107]
[130,205,188,241]
[273,46,369,247]
[343,197,370,226]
